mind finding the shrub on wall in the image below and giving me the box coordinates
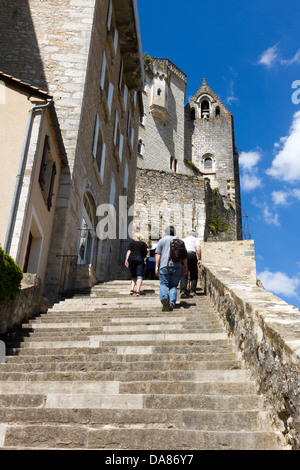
[0,246,23,303]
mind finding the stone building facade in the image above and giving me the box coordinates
[134,58,242,244]
[0,0,144,301]
[0,72,66,287]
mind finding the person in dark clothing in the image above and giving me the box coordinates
[146,248,156,279]
[125,234,148,296]
[180,230,202,298]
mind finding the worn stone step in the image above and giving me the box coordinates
[21,317,223,327]
[0,359,243,373]
[0,393,263,411]
[3,333,230,350]
[0,369,252,382]
[0,381,257,400]
[5,325,224,339]
[5,352,239,364]
[6,342,234,357]
[0,425,285,450]
[0,407,273,432]
[119,381,257,395]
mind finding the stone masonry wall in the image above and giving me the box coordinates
[0,274,50,335]
[134,169,206,242]
[200,241,300,449]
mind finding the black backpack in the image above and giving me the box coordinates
[169,238,187,262]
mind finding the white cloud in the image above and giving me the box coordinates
[226,79,239,105]
[241,173,262,192]
[258,269,300,299]
[281,49,300,65]
[272,188,300,206]
[271,190,290,206]
[258,46,300,69]
[239,151,261,171]
[252,198,280,226]
[258,44,279,68]
[267,111,300,182]
[239,150,262,192]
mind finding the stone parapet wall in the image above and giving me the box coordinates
[0,274,50,334]
[200,250,300,449]
[202,240,257,284]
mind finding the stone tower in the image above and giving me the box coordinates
[134,60,242,244]
[185,78,242,236]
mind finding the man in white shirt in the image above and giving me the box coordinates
[180,230,201,298]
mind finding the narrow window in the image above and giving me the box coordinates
[124,161,129,189]
[138,139,143,155]
[170,156,177,172]
[107,0,113,31]
[39,136,50,190]
[92,114,105,174]
[47,162,56,211]
[100,51,106,90]
[191,108,196,120]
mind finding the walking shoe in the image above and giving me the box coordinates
[180,292,187,299]
[161,297,169,311]
[190,291,195,298]
[169,303,175,311]
[136,292,140,296]
[130,290,134,295]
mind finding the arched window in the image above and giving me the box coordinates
[204,157,213,169]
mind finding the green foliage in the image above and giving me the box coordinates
[0,246,23,303]
[208,206,231,236]
[143,52,153,63]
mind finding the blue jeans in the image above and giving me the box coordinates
[159,266,182,305]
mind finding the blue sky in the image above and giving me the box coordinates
[137,0,300,309]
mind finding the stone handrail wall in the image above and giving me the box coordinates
[200,252,300,449]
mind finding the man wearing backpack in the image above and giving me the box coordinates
[155,226,188,311]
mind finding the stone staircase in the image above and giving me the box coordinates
[0,281,286,450]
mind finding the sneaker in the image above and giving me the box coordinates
[180,292,186,299]
[161,297,169,311]
[136,292,140,296]
[130,290,134,295]
[190,292,195,298]
[169,303,175,311]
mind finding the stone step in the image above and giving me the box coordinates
[4,324,224,338]
[6,343,235,356]
[0,393,263,411]
[0,408,271,432]
[0,280,286,450]
[21,316,222,326]
[0,381,257,397]
[0,359,243,373]
[0,369,253,382]
[5,352,239,364]
[0,425,285,450]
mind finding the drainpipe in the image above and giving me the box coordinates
[4,99,53,256]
